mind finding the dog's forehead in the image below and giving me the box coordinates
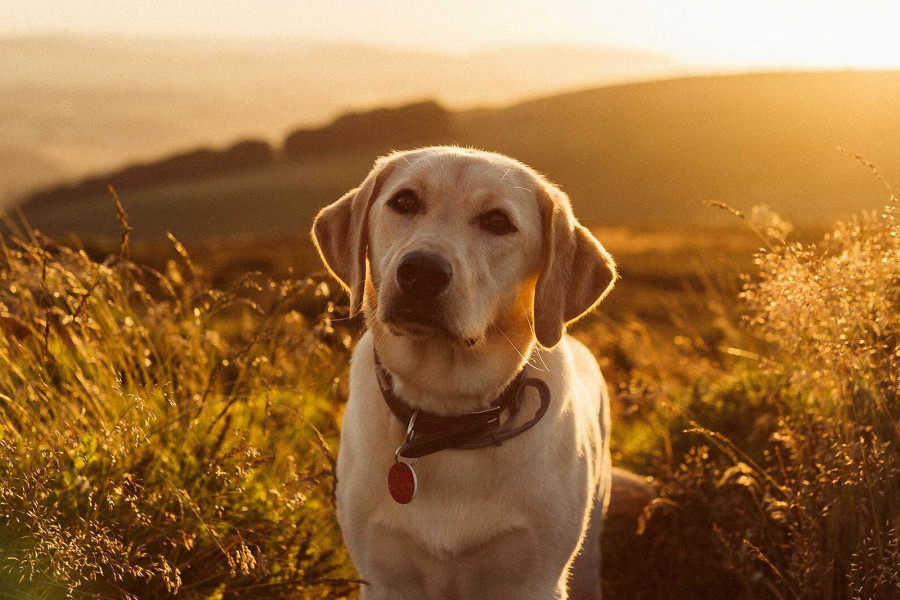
[384,150,538,209]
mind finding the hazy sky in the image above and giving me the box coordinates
[4,0,900,68]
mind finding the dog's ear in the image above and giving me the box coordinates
[311,158,392,315]
[533,183,617,348]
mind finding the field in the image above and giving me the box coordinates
[4,64,900,595]
[2,184,898,598]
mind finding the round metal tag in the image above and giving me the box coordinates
[388,462,418,504]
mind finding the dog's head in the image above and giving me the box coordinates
[312,147,615,349]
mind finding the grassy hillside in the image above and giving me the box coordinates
[15,70,900,242]
[462,70,900,225]
[0,35,677,202]
[18,153,377,241]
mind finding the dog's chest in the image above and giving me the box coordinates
[376,448,543,553]
[337,381,591,561]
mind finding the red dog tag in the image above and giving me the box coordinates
[388,462,418,504]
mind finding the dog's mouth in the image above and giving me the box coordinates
[385,306,443,333]
[381,305,481,347]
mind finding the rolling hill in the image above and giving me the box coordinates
[14,70,900,242]
[460,70,900,225]
[0,35,679,204]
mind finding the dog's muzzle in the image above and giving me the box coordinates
[383,251,458,336]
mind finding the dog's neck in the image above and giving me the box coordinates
[369,321,538,416]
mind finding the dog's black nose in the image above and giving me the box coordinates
[396,251,452,298]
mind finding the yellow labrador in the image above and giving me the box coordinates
[312,147,616,599]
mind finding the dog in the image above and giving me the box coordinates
[312,146,616,599]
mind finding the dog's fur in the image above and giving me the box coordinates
[312,147,616,599]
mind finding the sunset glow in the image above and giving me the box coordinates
[3,0,899,69]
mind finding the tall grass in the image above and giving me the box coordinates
[2,189,897,599]
[735,199,900,599]
[0,217,356,598]
[609,198,900,599]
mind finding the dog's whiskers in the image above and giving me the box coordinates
[488,318,535,369]
[327,315,357,324]
[519,307,550,373]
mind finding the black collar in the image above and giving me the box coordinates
[374,348,551,459]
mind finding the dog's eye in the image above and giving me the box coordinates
[479,209,517,235]
[387,191,421,215]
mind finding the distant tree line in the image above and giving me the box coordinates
[283,100,454,158]
[22,101,456,208]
